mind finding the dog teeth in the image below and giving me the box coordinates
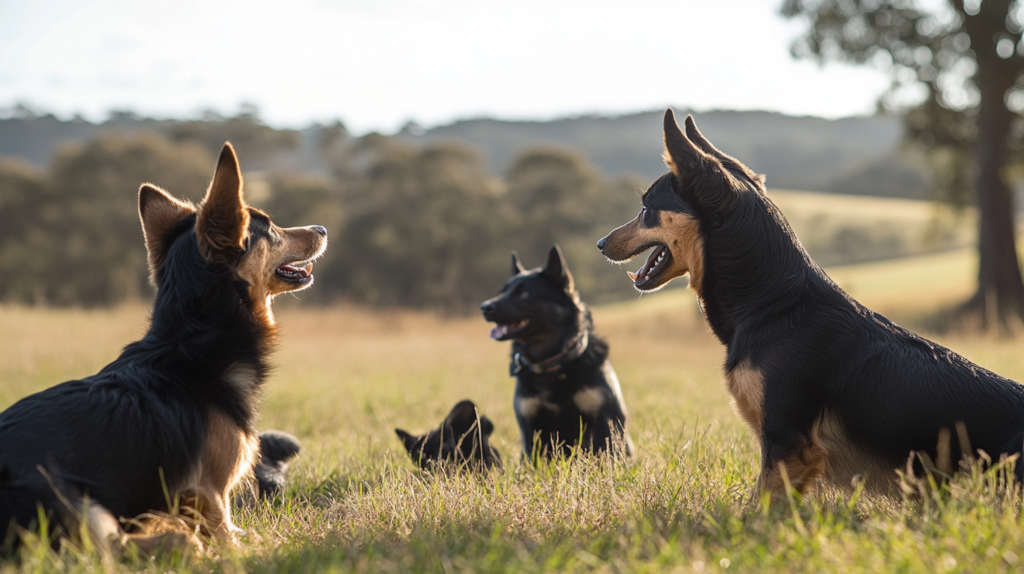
[627,271,638,281]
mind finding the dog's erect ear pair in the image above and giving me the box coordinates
[138,143,250,284]
[510,246,575,295]
[394,400,493,455]
[394,428,420,453]
[543,245,574,295]
[511,251,526,275]
[443,400,495,438]
[662,109,764,211]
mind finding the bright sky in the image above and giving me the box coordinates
[0,0,893,134]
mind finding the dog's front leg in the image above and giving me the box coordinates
[188,484,240,546]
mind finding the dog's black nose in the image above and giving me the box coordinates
[480,301,494,313]
[312,226,328,237]
[596,237,607,251]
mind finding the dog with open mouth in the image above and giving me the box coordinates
[0,143,327,554]
[481,245,633,459]
[598,109,1024,496]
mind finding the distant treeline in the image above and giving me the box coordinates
[0,119,647,310]
[3,104,937,199]
[0,110,961,311]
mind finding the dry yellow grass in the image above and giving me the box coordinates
[768,189,975,266]
[5,249,1024,572]
[768,189,957,223]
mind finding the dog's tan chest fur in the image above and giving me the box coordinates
[725,360,764,436]
[201,409,258,492]
[573,387,605,417]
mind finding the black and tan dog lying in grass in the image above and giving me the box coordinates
[597,109,1024,496]
[395,400,502,470]
[481,245,634,459]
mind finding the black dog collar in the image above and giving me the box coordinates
[511,331,590,376]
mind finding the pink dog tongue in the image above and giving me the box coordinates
[490,324,509,340]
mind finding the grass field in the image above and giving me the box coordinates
[4,250,1024,573]
[769,189,975,266]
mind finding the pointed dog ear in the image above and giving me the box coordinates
[511,251,526,275]
[663,109,738,211]
[684,115,767,189]
[139,184,196,286]
[196,143,249,263]
[543,244,574,294]
[444,400,480,436]
[478,416,495,437]
[682,114,727,159]
[395,429,418,452]
[662,109,707,178]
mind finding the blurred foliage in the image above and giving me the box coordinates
[782,0,1024,327]
[0,134,213,305]
[0,120,961,311]
[780,0,982,206]
[165,108,300,167]
[0,129,646,311]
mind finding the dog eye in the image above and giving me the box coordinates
[518,290,529,300]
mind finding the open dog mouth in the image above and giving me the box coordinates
[626,244,671,290]
[489,318,530,340]
[276,260,314,284]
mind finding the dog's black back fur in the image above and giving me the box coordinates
[0,213,266,524]
[481,246,633,459]
[395,400,502,470]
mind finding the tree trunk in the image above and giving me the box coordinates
[961,0,1024,331]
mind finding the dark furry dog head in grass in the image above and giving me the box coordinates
[598,109,1024,497]
[481,245,633,459]
[395,400,502,470]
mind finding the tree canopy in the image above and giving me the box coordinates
[784,0,1024,329]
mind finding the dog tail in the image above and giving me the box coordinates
[0,464,119,556]
[255,430,302,499]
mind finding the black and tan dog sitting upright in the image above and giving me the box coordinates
[598,109,1024,496]
[481,245,633,459]
[0,143,327,553]
[395,400,502,470]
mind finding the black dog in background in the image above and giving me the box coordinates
[481,245,634,459]
[395,400,502,470]
[255,431,302,499]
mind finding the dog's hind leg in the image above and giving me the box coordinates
[999,430,1024,481]
[0,466,121,559]
[758,432,828,498]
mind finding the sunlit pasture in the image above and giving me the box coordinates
[4,243,1024,572]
